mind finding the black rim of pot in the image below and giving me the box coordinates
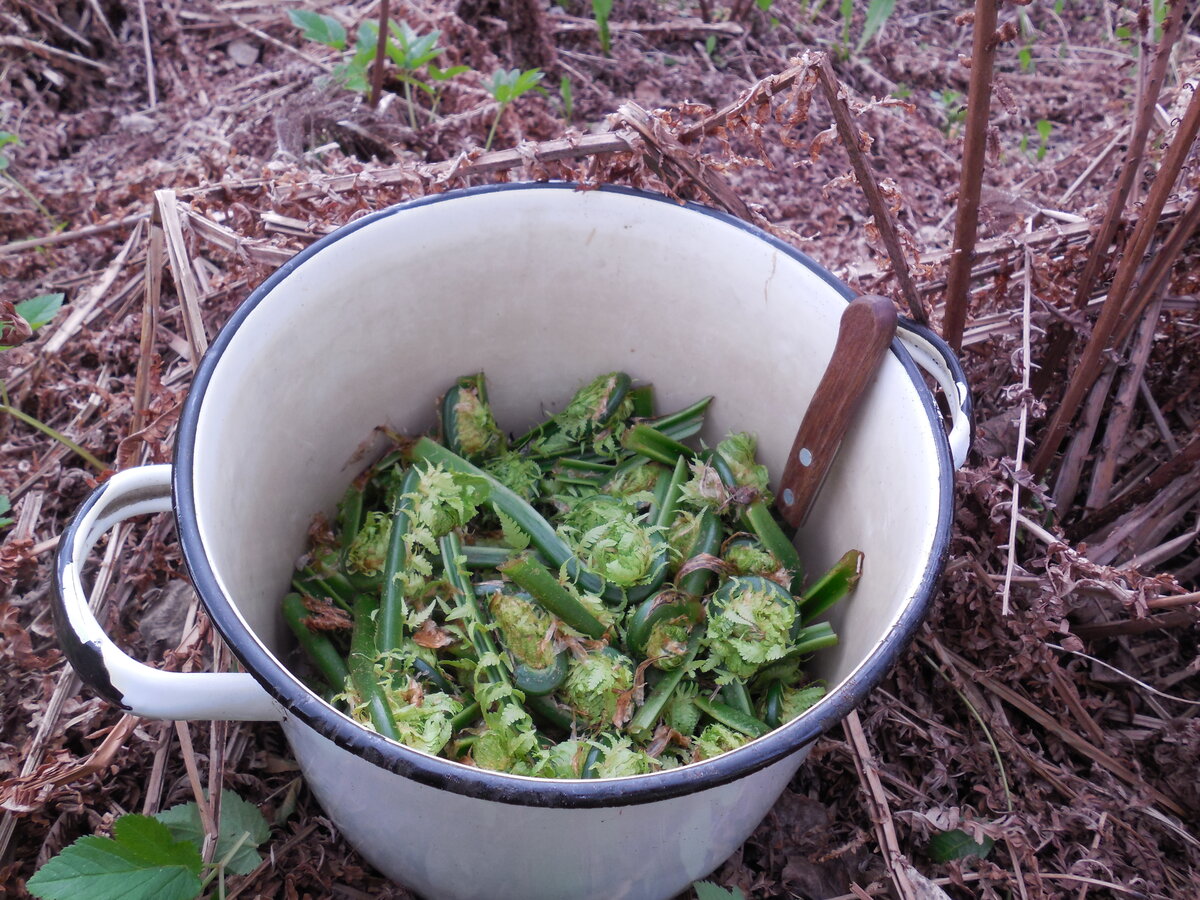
[173,182,961,809]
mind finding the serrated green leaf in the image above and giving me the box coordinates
[26,815,203,900]
[496,508,531,550]
[928,828,994,863]
[856,0,896,53]
[153,790,270,876]
[288,9,346,50]
[693,881,746,900]
[15,293,64,331]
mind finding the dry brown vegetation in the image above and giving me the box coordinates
[1,0,1199,897]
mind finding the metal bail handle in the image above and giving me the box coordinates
[52,464,283,722]
[895,321,974,470]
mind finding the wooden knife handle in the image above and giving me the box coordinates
[776,294,898,530]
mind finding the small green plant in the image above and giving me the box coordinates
[933,89,967,137]
[483,68,545,150]
[693,882,747,900]
[386,20,466,126]
[0,130,18,169]
[928,827,995,862]
[26,790,270,900]
[1,293,106,471]
[703,34,723,67]
[592,0,614,56]
[289,8,346,48]
[0,495,12,529]
[288,10,466,126]
[559,75,575,122]
[856,0,896,53]
[1020,118,1054,161]
[836,0,895,58]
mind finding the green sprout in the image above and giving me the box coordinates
[288,10,466,125]
[703,576,798,679]
[559,494,663,588]
[592,0,614,56]
[562,650,634,727]
[559,75,575,122]
[483,67,545,150]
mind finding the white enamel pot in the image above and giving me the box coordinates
[53,184,971,900]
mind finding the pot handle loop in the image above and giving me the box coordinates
[896,322,973,470]
[52,464,284,722]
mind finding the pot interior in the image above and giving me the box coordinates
[188,185,945,748]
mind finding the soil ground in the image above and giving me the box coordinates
[2,1,1199,898]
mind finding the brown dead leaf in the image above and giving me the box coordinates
[412,618,455,650]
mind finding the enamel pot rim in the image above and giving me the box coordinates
[174,181,957,809]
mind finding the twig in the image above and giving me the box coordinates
[1070,433,1200,539]
[942,0,1002,353]
[185,208,295,266]
[1110,188,1200,349]
[0,522,131,859]
[43,221,145,355]
[136,0,157,107]
[1086,466,1200,565]
[552,16,743,39]
[846,202,1187,286]
[1086,290,1166,509]
[677,55,818,144]
[814,56,927,325]
[84,0,119,43]
[131,213,165,435]
[222,11,334,72]
[1073,608,1198,640]
[938,645,1188,818]
[205,643,233,863]
[369,0,389,110]
[618,101,757,222]
[0,35,115,74]
[1058,127,1127,204]
[1031,80,1200,477]
[1001,243,1034,615]
[1051,364,1117,512]
[1125,520,1200,572]
[0,213,148,257]
[1139,378,1179,455]
[1033,2,1185,396]
[175,722,219,849]
[842,710,918,900]
[155,190,209,362]
[1147,590,1200,610]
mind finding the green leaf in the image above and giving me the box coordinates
[856,0,896,53]
[496,508,531,551]
[16,293,64,331]
[153,789,270,876]
[0,494,13,528]
[693,882,746,900]
[928,828,995,863]
[26,815,203,900]
[592,0,613,55]
[288,9,346,50]
[429,63,469,82]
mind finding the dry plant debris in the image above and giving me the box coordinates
[2,1,1199,898]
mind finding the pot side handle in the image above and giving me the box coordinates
[896,321,974,470]
[52,464,283,722]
